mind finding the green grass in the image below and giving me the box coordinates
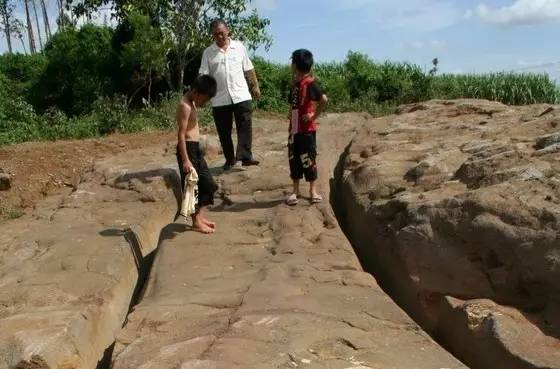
[0,92,180,146]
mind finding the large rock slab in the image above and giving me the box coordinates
[0,145,179,369]
[332,100,560,369]
[112,116,466,369]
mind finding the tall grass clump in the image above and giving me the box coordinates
[431,72,559,105]
[251,52,560,115]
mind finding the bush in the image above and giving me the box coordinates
[0,72,41,145]
[314,62,350,108]
[251,52,434,115]
[0,53,46,98]
[0,86,179,146]
[253,57,291,112]
[39,108,99,141]
[31,25,116,115]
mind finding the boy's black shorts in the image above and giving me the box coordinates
[176,141,218,208]
[288,132,318,182]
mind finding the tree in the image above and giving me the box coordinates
[74,0,272,91]
[40,0,51,40]
[121,11,170,105]
[11,18,27,53]
[24,0,37,54]
[0,52,47,98]
[0,0,13,53]
[31,0,44,50]
[32,25,115,114]
[57,12,75,29]
[58,0,65,30]
[170,0,204,91]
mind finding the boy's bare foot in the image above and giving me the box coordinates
[193,220,215,234]
[202,218,216,228]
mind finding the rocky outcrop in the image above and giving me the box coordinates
[0,146,179,369]
[332,100,560,369]
[111,115,466,369]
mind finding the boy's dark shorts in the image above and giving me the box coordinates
[176,141,218,208]
[288,132,318,182]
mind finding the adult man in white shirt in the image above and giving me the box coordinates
[199,19,261,171]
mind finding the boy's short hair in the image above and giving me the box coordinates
[291,49,314,73]
[192,75,217,98]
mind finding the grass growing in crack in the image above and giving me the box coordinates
[5,208,24,220]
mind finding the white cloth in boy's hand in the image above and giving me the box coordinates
[181,169,199,217]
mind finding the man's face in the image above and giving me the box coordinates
[212,24,229,47]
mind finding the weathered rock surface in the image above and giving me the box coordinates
[332,100,560,369]
[112,116,465,369]
[199,134,223,158]
[0,145,179,369]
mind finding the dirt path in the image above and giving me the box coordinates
[112,115,466,369]
[0,112,283,222]
[0,131,175,221]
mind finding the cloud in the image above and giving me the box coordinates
[401,39,447,50]
[293,23,318,29]
[516,59,545,67]
[430,40,447,48]
[476,0,560,25]
[334,0,463,32]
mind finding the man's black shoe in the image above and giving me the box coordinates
[242,159,260,166]
[222,162,235,171]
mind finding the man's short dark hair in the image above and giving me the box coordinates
[210,18,228,31]
[291,49,314,73]
[192,75,217,98]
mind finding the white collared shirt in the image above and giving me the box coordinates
[199,39,254,107]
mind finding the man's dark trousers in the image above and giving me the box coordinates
[212,100,253,165]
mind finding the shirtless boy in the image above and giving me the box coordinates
[176,75,219,234]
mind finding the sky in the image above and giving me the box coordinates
[250,0,560,80]
[2,0,560,80]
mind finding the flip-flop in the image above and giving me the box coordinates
[311,194,323,204]
[286,193,298,206]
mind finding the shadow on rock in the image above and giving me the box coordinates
[99,228,126,237]
[212,199,285,213]
[114,168,182,210]
[158,222,191,242]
